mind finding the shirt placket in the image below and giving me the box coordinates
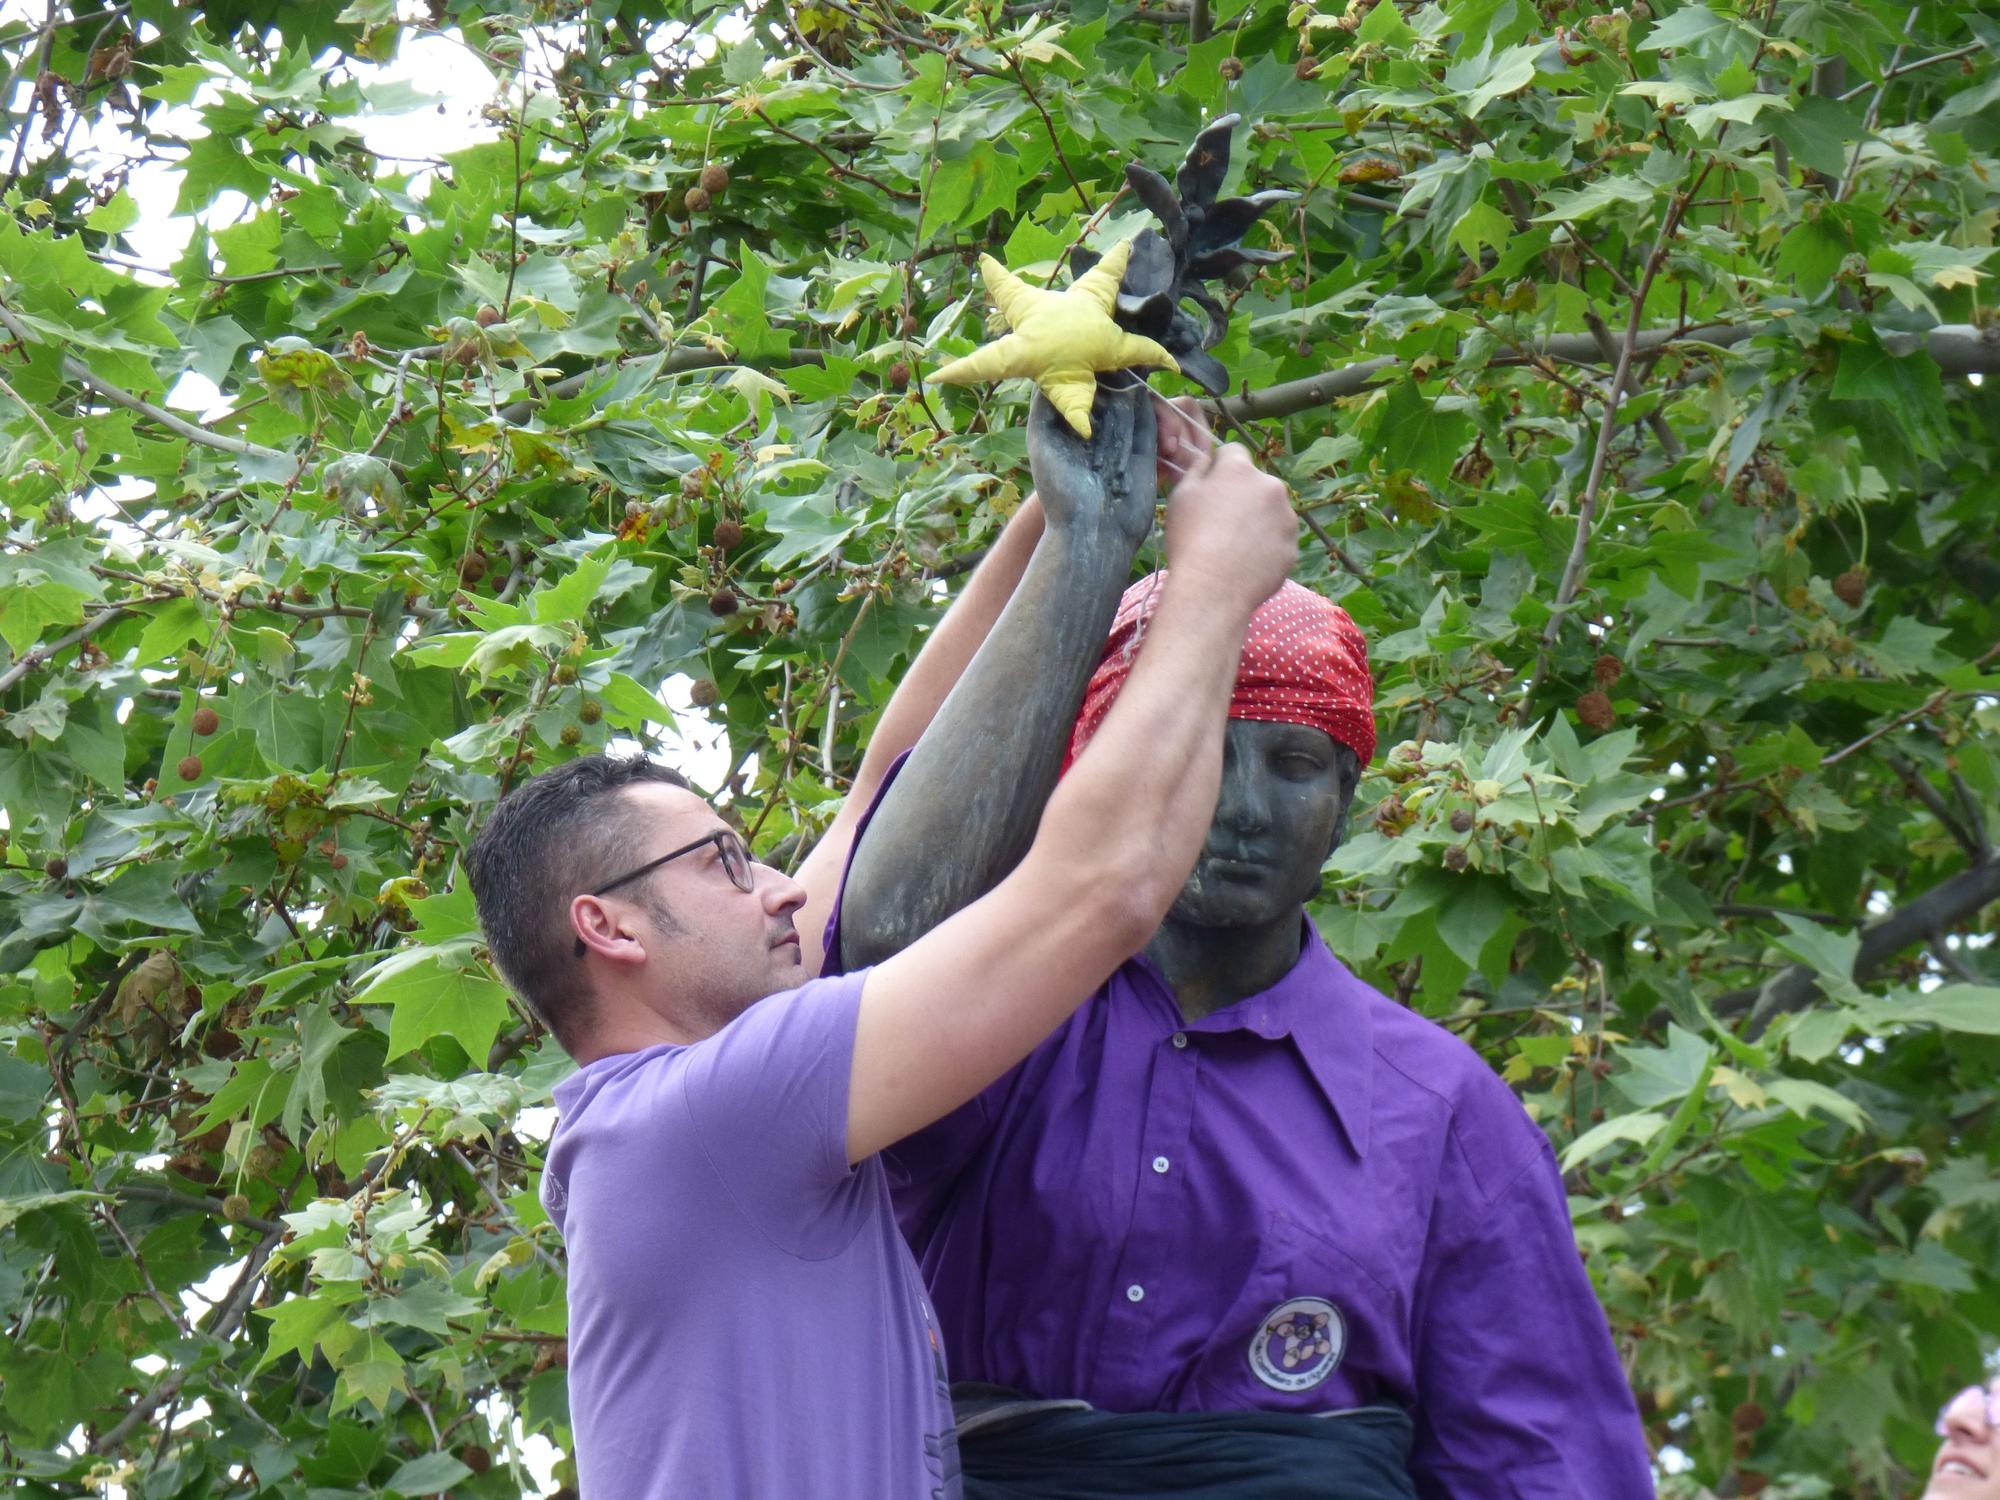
[1089,1024,1200,1404]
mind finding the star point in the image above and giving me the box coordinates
[929,236,1179,438]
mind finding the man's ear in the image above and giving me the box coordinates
[571,893,651,965]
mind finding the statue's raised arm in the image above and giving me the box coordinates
[837,118,1296,969]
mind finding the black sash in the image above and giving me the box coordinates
[952,1385,1417,1500]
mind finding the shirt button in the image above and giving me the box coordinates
[1171,1032,1188,1049]
[1151,1156,1170,1174]
[1126,1284,1145,1303]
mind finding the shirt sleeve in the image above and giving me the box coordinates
[679,971,869,1259]
[1408,1120,1656,1500]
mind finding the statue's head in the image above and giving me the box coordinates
[1066,576,1375,930]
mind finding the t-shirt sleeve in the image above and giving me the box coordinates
[1407,1101,1655,1500]
[679,971,869,1258]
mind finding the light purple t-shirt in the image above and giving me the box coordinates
[541,971,960,1499]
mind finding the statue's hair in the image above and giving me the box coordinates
[467,754,693,1051]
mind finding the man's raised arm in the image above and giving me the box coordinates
[845,441,1293,1163]
[836,385,1209,971]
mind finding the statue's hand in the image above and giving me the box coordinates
[1026,382,1157,553]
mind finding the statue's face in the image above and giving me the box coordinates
[1168,719,1360,930]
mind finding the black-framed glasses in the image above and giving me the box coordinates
[572,829,755,957]
[1936,1383,2000,1436]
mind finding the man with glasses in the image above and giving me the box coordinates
[466,394,1297,1499]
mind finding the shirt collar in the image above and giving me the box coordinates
[1128,919,1373,1158]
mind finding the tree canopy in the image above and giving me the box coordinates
[1,0,1996,1494]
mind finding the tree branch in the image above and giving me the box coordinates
[0,0,60,197]
[1837,41,1987,101]
[1217,322,1999,424]
[0,300,292,464]
[1722,859,2000,1036]
[90,1220,286,1453]
[117,1182,286,1237]
[0,600,156,695]
[1885,751,1985,863]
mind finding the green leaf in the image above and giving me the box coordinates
[1770,914,1863,1004]
[1560,1110,1668,1171]
[1686,93,1790,138]
[1614,1024,1715,1109]
[1764,1077,1868,1132]
[1530,175,1655,222]
[720,37,767,87]
[1869,987,2000,1036]
[387,1452,474,1495]
[1456,42,1540,119]
[254,1293,351,1372]
[86,190,140,235]
[360,945,514,1062]
[1784,1006,1856,1063]
[1637,5,1733,52]
[531,552,613,625]
[0,555,89,654]
[1355,0,1417,48]
[1373,381,1471,484]
[374,1279,481,1336]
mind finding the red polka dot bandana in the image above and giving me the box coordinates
[1064,574,1376,771]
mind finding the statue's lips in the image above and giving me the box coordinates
[1199,853,1268,882]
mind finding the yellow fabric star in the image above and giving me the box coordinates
[929,237,1179,438]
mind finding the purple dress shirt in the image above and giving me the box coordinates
[542,972,960,1499]
[827,770,1653,1498]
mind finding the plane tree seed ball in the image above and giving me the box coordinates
[713,519,743,551]
[578,700,603,725]
[1576,690,1616,732]
[1592,654,1623,689]
[191,705,220,736]
[45,856,68,880]
[699,162,729,195]
[689,678,720,707]
[1833,569,1867,607]
[708,589,739,616]
[178,754,204,782]
[684,186,711,215]
[476,305,502,327]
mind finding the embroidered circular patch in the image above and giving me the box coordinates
[1247,1297,1345,1392]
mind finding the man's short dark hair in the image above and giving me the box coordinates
[468,754,694,1049]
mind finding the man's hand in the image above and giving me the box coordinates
[1026,384,1157,551]
[1153,396,1212,492]
[1162,442,1299,619]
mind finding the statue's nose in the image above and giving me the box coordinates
[1215,751,1272,834]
